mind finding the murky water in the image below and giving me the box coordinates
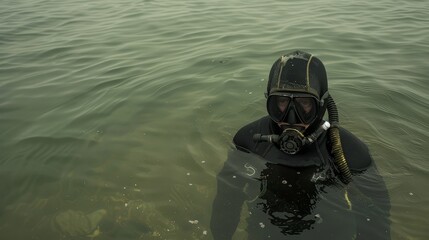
[1,0,428,239]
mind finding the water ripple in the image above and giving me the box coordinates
[1,0,429,239]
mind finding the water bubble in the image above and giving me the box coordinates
[315,213,323,223]
[189,220,199,224]
[259,222,265,228]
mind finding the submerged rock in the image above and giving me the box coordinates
[53,209,107,237]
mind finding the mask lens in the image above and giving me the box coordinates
[294,97,317,123]
[267,95,291,122]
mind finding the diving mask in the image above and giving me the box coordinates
[266,92,322,125]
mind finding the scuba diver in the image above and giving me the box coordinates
[210,51,391,240]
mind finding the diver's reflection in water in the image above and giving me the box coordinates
[252,163,323,236]
[211,150,388,240]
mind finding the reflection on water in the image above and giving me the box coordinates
[1,0,429,239]
[211,149,390,240]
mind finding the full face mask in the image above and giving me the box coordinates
[256,51,330,154]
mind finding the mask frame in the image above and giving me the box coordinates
[266,91,323,125]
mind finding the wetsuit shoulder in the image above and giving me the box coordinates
[339,127,373,171]
[233,116,272,153]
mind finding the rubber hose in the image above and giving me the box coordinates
[327,95,352,184]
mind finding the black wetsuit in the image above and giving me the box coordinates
[211,116,390,240]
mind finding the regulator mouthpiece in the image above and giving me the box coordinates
[279,128,305,154]
[253,122,331,155]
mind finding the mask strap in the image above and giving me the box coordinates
[319,91,329,106]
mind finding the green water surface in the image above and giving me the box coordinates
[1,0,428,239]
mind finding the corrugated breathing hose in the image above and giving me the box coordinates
[327,95,352,184]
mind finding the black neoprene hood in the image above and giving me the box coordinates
[266,50,329,133]
[267,50,328,97]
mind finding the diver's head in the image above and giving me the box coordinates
[266,51,329,135]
